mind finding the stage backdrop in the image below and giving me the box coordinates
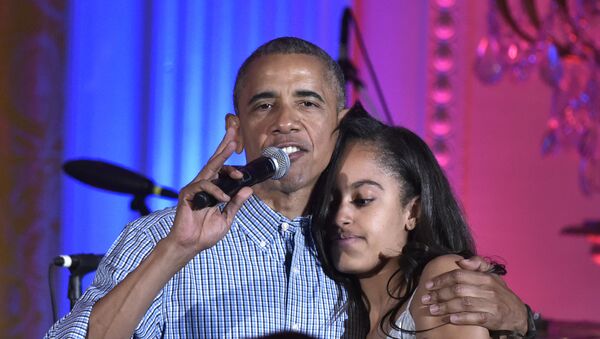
[6,1,600,338]
[0,1,67,338]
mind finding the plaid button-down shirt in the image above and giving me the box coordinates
[45,194,360,338]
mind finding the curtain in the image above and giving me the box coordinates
[0,1,67,337]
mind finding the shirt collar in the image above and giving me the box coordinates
[235,194,311,250]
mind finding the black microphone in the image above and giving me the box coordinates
[53,253,104,276]
[63,159,178,199]
[192,147,290,210]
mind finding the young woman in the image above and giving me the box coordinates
[311,104,493,338]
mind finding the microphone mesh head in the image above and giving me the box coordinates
[261,147,291,180]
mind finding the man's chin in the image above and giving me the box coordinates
[265,172,312,194]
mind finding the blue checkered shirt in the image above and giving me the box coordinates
[44,195,360,338]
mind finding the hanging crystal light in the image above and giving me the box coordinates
[475,0,600,194]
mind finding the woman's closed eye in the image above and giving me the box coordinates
[352,197,374,207]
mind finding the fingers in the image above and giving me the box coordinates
[426,294,498,315]
[446,312,492,326]
[456,256,494,272]
[192,140,237,182]
[209,126,238,161]
[179,179,231,207]
[425,269,497,293]
[422,282,496,306]
[222,187,253,224]
[219,165,244,180]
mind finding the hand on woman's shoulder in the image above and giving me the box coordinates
[410,254,490,339]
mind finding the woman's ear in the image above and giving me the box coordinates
[405,196,421,231]
[225,113,244,153]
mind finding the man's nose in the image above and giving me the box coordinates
[271,105,300,134]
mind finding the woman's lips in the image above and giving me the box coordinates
[333,235,364,248]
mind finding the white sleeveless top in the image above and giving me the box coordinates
[386,290,417,339]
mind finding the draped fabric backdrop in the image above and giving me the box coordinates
[0,1,67,337]
[5,1,600,338]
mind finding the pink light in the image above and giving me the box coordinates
[435,13,455,40]
[476,37,489,56]
[431,121,451,136]
[435,25,455,40]
[432,88,452,104]
[433,141,450,167]
[434,54,453,72]
[587,235,600,244]
[507,44,518,61]
[593,253,600,266]
[436,0,456,8]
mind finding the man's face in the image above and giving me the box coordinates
[233,53,343,194]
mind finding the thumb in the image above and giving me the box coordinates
[457,256,493,272]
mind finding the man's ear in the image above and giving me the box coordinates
[337,108,350,123]
[225,113,244,153]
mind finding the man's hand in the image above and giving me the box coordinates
[420,256,528,334]
[166,126,252,262]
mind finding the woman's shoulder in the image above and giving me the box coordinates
[407,254,489,338]
[420,254,464,281]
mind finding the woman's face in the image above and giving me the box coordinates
[328,141,416,276]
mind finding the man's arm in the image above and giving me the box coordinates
[420,256,530,336]
[87,237,192,338]
[87,128,252,338]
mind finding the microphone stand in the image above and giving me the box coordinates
[338,7,393,125]
[67,273,82,310]
[66,264,98,310]
[130,194,151,216]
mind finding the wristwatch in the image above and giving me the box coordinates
[488,304,537,338]
[522,304,537,338]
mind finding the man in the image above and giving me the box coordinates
[45,37,532,338]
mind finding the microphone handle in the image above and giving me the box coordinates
[191,160,276,210]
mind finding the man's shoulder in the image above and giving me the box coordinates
[125,206,177,239]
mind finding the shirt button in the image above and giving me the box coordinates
[281,222,289,231]
[292,323,300,331]
[259,240,267,248]
[292,266,300,275]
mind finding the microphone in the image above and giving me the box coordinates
[192,147,290,210]
[63,159,178,199]
[53,253,104,276]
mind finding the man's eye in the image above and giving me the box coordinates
[256,103,273,110]
[301,101,318,108]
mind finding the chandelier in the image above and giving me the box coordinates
[474,0,600,194]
